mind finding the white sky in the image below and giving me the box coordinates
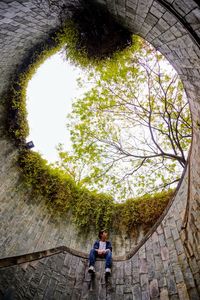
[26,50,84,163]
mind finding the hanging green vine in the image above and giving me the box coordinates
[18,149,174,232]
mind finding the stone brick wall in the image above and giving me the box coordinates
[0,0,158,258]
[0,140,154,258]
[0,174,199,298]
[0,139,151,257]
[99,0,200,272]
[0,0,200,298]
[0,136,188,258]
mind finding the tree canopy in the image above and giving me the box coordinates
[55,36,192,201]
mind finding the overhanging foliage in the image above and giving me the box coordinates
[64,0,132,60]
[18,149,174,232]
[58,36,192,200]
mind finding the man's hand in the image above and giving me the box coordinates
[97,249,106,256]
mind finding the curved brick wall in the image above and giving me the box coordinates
[0,0,200,298]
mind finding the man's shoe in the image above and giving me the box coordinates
[105,268,111,275]
[88,265,95,273]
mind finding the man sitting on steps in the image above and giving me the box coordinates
[88,229,112,275]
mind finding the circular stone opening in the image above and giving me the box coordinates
[1,0,198,258]
[26,35,192,203]
[7,24,191,255]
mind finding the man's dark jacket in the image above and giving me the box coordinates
[93,240,112,252]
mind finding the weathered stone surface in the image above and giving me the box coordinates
[160,288,169,300]
[161,247,169,261]
[0,0,200,299]
[176,282,190,300]
[149,279,159,298]
[139,258,148,274]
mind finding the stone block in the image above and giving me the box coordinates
[177,282,190,300]
[160,288,169,300]
[166,238,175,252]
[139,258,148,274]
[150,5,164,19]
[161,247,169,261]
[171,227,180,241]
[173,0,196,15]
[140,273,149,291]
[115,262,124,285]
[154,254,163,273]
[183,266,196,289]
[138,246,146,259]
[132,283,141,300]
[158,18,170,32]
[153,241,161,256]
[169,249,178,264]
[137,3,149,17]
[188,284,200,300]
[80,281,90,299]
[166,275,177,295]
[163,226,172,239]
[44,277,58,299]
[33,292,44,300]
[156,225,163,235]
[174,239,184,255]
[152,232,159,243]
[37,274,49,293]
[126,1,137,11]
[132,265,140,284]
[146,250,155,280]
[124,293,133,300]
[149,279,159,298]
[158,273,167,288]
[162,11,177,26]
[126,10,135,21]
[116,284,124,295]
[141,290,150,300]
[172,263,184,284]
[124,260,132,276]
[145,12,158,26]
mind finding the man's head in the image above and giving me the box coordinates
[98,229,108,241]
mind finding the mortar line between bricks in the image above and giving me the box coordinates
[156,0,200,49]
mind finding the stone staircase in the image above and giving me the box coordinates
[0,216,199,300]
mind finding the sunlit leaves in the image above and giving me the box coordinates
[56,36,192,201]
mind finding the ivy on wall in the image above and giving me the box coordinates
[18,149,174,232]
[6,18,174,233]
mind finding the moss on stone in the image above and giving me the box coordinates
[18,149,174,232]
[64,0,132,60]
